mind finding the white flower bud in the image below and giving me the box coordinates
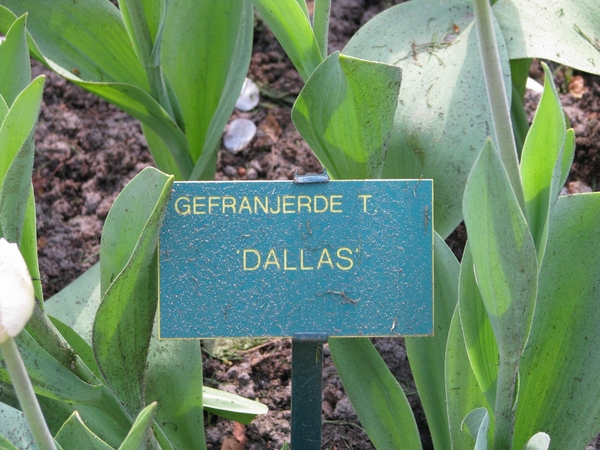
[0,238,34,343]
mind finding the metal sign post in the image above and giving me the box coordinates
[158,176,433,448]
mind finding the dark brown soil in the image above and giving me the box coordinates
[29,1,600,449]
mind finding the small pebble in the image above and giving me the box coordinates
[238,167,246,176]
[223,165,238,177]
[249,159,262,173]
[223,118,256,154]
[246,168,258,180]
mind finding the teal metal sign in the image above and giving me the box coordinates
[158,180,433,338]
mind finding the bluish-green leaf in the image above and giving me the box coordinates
[520,63,565,263]
[162,0,253,177]
[55,411,114,450]
[494,0,600,75]
[203,386,268,425]
[292,52,402,180]
[329,337,422,450]
[344,0,512,237]
[459,243,499,409]
[463,139,537,364]
[0,402,34,449]
[405,234,458,449]
[144,338,206,449]
[118,403,156,450]
[253,0,323,81]
[513,193,600,449]
[0,14,30,106]
[446,306,492,450]
[94,168,173,417]
[461,407,490,450]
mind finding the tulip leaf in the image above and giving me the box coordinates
[458,243,499,409]
[0,14,30,106]
[144,338,206,449]
[55,411,114,450]
[463,139,537,363]
[292,52,402,180]
[253,0,323,81]
[0,434,19,450]
[344,0,511,237]
[405,234,458,449]
[461,407,490,450]
[203,386,268,425]
[513,193,600,449]
[0,402,33,449]
[445,306,492,450]
[520,63,566,263]
[329,337,422,450]
[161,0,253,178]
[93,168,173,417]
[494,0,600,75]
[118,403,156,450]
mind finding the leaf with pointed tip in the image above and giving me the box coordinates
[118,403,156,450]
[203,387,268,425]
[292,52,402,180]
[93,168,173,418]
[461,408,490,450]
[0,14,30,106]
[329,337,422,449]
[55,411,114,450]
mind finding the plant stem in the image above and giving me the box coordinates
[0,337,56,450]
[493,358,518,449]
[313,0,331,59]
[472,0,525,211]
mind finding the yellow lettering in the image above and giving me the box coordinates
[269,196,281,214]
[330,195,343,213]
[239,196,252,214]
[314,195,328,213]
[175,196,191,215]
[222,196,236,214]
[243,249,260,271]
[192,196,206,215]
[254,196,268,214]
[264,249,281,269]
[336,248,354,270]
[297,195,312,213]
[358,194,372,213]
[283,249,297,270]
[208,196,220,214]
[317,249,334,269]
[300,249,314,270]
[283,195,295,213]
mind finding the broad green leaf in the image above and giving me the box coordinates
[20,188,43,302]
[94,168,173,417]
[253,0,323,81]
[446,306,492,450]
[494,0,600,75]
[459,243,499,409]
[558,129,575,193]
[405,234,458,450]
[203,386,268,425]
[513,193,600,449]
[46,263,101,345]
[49,316,100,379]
[344,0,511,237]
[461,408,490,450]
[0,330,103,404]
[0,402,34,449]
[161,0,253,173]
[329,337,422,450]
[0,76,44,241]
[292,52,402,180]
[0,95,7,125]
[0,0,148,88]
[0,15,30,106]
[520,63,565,263]
[144,338,206,449]
[524,432,550,450]
[463,139,537,364]
[55,411,114,450]
[509,58,532,153]
[118,403,156,450]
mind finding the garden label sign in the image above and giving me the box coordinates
[158,179,433,339]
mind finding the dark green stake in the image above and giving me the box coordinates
[291,332,328,449]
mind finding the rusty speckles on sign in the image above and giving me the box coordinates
[159,180,433,338]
